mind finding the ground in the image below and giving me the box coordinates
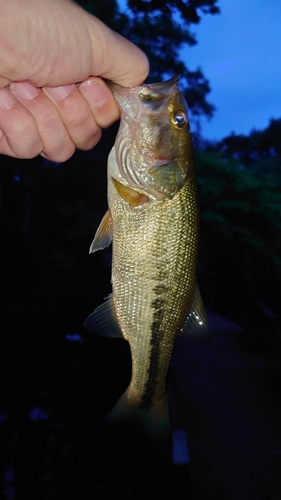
[0,311,281,499]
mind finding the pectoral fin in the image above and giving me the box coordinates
[180,284,212,343]
[112,178,149,207]
[89,209,112,253]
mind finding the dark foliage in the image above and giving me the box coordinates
[125,0,219,119]
[76,0,219,119]
[1,1,281,498]
[214,118,281,166]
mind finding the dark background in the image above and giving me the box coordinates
[0,1,281,498]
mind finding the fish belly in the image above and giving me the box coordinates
[108,174,199,411]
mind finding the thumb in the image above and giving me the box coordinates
[87,16,149,88]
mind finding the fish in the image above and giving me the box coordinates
[84,75,211,452]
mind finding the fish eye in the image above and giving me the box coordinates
[172,111,187,128]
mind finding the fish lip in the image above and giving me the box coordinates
[106,74,180,93]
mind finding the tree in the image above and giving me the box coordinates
[1,0,223,321]
[195,149,281,323]
[76,0,219,119]
[214,118,281,167]
[127,0,219,118]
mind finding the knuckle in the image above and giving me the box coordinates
[9,123,42,159]
[2,105,43,158]
[76,129,102,151]
[40,111,60,132]
[46,142,75,163]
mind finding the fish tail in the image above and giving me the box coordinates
[106,390,139,425]
[106,389,172,457]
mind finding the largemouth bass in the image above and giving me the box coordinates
[84,75,210,449]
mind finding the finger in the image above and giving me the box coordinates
[79,77,119,128]
[88,17,150,87]
[0,130,22,158]
[10,82,75,162]
[0,77,10,88]
[43,84,103,150]
[0,87,43,158]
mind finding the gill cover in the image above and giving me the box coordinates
[109,76,194,201]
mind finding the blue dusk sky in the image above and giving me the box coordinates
[182,0,281,140]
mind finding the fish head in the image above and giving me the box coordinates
[109,76,194,201]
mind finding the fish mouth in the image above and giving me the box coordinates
[106,74,179,94]
[138,75,180,101]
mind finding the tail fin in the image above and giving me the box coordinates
[106,389,172,457]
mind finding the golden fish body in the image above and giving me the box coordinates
[84,76,210,441]
[108,166,198,410]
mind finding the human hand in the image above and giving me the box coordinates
[0,0,149,161]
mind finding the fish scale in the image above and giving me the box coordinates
[84,76,211,449]
[108,171,198,408]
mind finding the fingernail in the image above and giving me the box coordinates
[0,88,16,110]
[80,79,107,107]
[11,82,40,100]
[44,84,75,101]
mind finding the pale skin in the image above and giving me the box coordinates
[0,0,149,161]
